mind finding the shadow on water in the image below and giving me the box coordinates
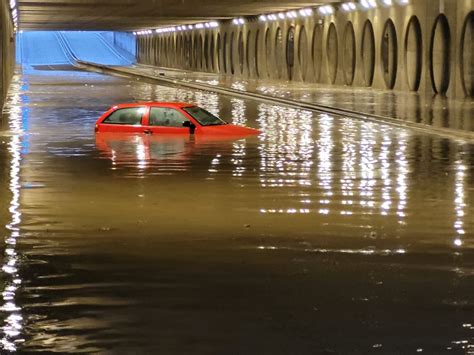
[0,68,473,353]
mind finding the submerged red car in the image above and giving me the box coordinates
[95,102,260,136]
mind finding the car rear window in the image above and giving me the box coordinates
[103,107,145,125]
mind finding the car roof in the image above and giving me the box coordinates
[112,102,194,109]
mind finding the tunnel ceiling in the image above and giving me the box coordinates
[18,0,340,31]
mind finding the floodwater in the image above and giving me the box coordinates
[121,65,474,133]
[0,68,473,353]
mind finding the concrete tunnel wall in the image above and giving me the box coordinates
[0,1,16,110]
[136,0,474,100]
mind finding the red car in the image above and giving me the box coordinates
[95,102,260,136]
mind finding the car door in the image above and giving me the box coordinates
[98,107,148,133]
[145,107,193,135]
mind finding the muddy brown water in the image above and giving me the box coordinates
[0,69,473,353]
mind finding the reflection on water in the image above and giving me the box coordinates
[317,114,333,216]
[1,69,473,353]
[1,79,25,350]
[127,65,474,133]
[454,158,467,246]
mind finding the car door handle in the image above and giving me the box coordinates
[143,129,152,135]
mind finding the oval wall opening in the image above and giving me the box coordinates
[404,16,422,91]
[312,25,323,82]
[287,26,296,80]
[460,12,474,97]
[343,22,356,85]
[326,23,338,84]
[361,20,375,86]
[430,14,451,95]
[381,19,398,89]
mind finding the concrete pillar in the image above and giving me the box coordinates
[0,1,16,110]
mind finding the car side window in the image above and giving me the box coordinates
[149,107,189,127]
[103,107,144,125]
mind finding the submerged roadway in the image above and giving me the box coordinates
[0,66,473,353]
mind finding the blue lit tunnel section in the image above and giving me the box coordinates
[16,31,136,66]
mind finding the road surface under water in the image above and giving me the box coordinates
[0,68,473,353]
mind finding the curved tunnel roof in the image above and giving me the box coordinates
[17,0,340,31]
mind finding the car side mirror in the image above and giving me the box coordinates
[182,121,196,134]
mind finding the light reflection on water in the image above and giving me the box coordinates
[1,78,25,351]
[1,69,473,353]
[454,159,467,246]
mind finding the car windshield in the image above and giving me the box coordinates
[183,106,227,126]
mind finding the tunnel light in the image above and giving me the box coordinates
[360,0,377,9]
[380,0,393,6]
[9,0,16,9]
[158,27,176,33]
[232,18,245,25]
[299,8,313,17]
[286,11,298,19]
[153,21,218,35]
[341,2,357,12]
[454,238,463,247]
[259,15,267,21]
[268,14,278,21]
[396,0,409,4]
[277,13,285,20]
[318,5,334,15]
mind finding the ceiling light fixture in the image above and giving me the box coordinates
[341,2,357,12]
[299,8,313,17]
[318,5,334,15]
[360,0,377,9]
[232,18,245,25]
